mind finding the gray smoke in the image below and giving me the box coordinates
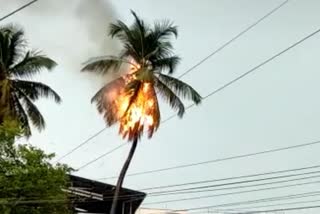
[0,0,120,81]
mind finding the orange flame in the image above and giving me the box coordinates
[110,61,157,141]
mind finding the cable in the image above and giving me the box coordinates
[200,193,320,211]
[3,167,320,205]
[0,0,38,22]
[3,175,320,205]
[147,171,320,196]
[8,165,320,200]
[75,143,127,170]
[173,191,320,213]
[227,205,320,214]
[163,26,320,124]
[54,128,107,163]
[144,180,320,205]
[212,199,320,214]
[97,139,320,180]
[55,0,289,163]
[177,0,289,79]
[139,164,320,191]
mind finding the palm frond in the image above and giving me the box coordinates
[146,85,160,137]
[6,27,25,68]
[0,26,11,68]
[81,57,121,75]
[109,20,131,39]
[108,19,143,60]
[143,20,177,60]
[153,56,180,74]
[11,94,31,137]
[123,79,142,115]
[92,77,126,126]
[156,73,202,104]
[91,86,105,113]
[130,10,149,57]
[9,51,57,79]
[152,20,178,40]
[146,40,175,62]
[12,80,61,103]
[16,88,45,131]
[130,10,146,36]
[154,77,185,117]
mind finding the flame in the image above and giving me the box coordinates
[117,82,156,140]
[109,60,157,141]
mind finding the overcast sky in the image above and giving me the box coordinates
[1,0,320,213]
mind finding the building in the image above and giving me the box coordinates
[68,175,146,214]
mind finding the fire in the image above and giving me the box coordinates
[107,60,158,141]
[117,82,156,140]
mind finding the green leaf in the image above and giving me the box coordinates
[156,73,202,104]
[155,77,185,117]
[12,80,61,104]
[81,57,121,75]
[10,51,57,79]
[16,88,45,131]
[153,56,180,74]
[10,94,31,137]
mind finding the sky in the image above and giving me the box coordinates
[1,0,320,213]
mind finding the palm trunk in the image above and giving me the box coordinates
[110,137,138,214]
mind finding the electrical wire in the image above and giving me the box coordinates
[76,143,127,170]
[0,0,38,22]
[0,167,320,200]
[144,179,320,205]
[177,0,289,79]
[2,176,320,205]
[139,164,320,191]
[98,139,320,180]
[209,199,320,214]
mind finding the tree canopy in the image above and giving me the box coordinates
[0,120,72,214]
[0,25,61,137]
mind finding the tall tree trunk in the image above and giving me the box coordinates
[110,137,138,214]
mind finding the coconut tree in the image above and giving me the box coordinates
[0,25,61,137]
[82,11,201,214]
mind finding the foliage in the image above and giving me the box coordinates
[0,120,72,214]
[82,11,202,141]
[0,25,61,137]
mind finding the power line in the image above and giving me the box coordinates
[203,193,320,212]
[148,191,320,214]
[163,26,320,123]
[139,164,320,191]
[211,199,320,214]
[0,0,38,22]
[55,0,289,163]
[147,171,320,196]
[54,128,108,162]
[145,179,320,205]
[4,171,320,205]
[7,165,320,200]
[76,143,127,170]
[172,191,320,213]
[228,205,320,214]
[97,139,320,180]
[177,0,289,79]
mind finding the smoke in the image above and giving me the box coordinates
[1,0,121,84]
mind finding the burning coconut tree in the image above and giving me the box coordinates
[82,11,201,214]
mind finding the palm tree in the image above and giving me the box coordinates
[0,25,61,137]
[82,11,201,214]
